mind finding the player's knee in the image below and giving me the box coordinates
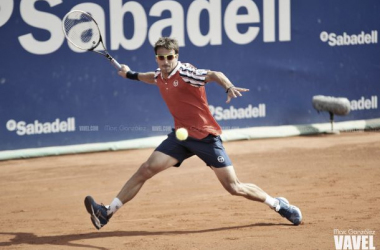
[225,183,244,196]
[138,162,158,180]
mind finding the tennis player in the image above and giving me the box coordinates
[84,37,302,229]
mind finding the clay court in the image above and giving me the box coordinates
[0,131,379,250]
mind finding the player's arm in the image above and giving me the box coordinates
[205,70,249,104]
[117,64,156,85]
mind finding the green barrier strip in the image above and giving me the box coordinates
[1,118,379,161]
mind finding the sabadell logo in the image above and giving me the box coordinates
[6,118,76,136]
[320,30,378,47]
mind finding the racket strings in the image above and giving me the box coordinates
[63,12,100,50]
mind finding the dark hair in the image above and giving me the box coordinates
[154,37,179,54]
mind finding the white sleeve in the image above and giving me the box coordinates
[154,68,161,83]
[178,63,208,87]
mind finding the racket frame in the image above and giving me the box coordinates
[62,10,121,70]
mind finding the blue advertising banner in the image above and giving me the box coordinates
[0,0,379,152]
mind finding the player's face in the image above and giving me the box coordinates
[155,48,178,77]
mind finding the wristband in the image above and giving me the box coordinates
[226,86,235,93]
[126,71,139,81]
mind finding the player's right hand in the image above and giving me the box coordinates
[118,64,131,78]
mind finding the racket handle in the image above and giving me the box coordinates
[110,58,122,70]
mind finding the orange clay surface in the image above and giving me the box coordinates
[0,131,379,250]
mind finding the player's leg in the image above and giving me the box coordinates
[84,151,177,230]
[212,165,302,225]
[116,151,177,204]
[212,165,267,202]
[85,132,194,230]
[186,135,268,201]
[85,151,177,230]
[188,134,302,225]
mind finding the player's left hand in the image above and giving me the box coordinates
[226,86,250,103]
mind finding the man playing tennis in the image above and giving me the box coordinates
[84,37,302,229]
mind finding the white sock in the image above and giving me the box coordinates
[264,195,278,209]
[108,198,123,216]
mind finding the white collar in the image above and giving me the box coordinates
[161,61,182,80]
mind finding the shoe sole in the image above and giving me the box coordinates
[291,206,303,226]
[84,196,101,230]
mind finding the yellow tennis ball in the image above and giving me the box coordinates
[175,128,188,141]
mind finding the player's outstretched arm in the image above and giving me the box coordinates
[205,71,249,103]
[117,64,156,85]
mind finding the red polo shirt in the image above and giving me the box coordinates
[154,62,222,139]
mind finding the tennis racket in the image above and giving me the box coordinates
[62,10,121,70]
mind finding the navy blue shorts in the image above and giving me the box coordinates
[155,131,232,168]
